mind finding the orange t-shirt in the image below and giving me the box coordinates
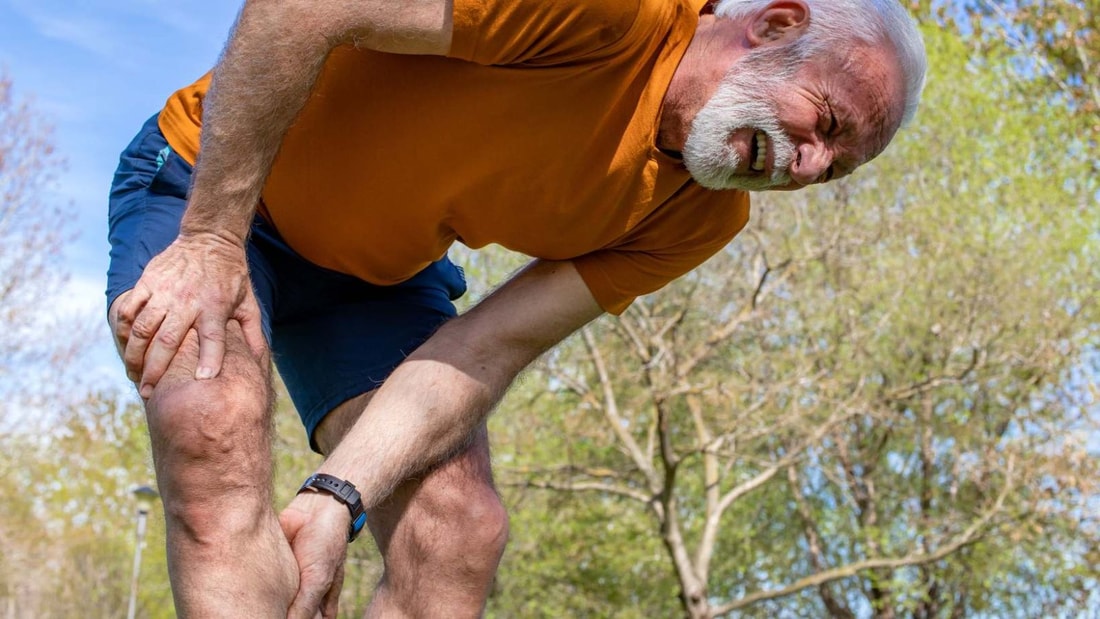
[158,0,750,314]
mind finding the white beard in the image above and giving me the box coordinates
[682,50,799,191]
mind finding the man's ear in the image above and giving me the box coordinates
[746,0,810,47]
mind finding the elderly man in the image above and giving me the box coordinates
[106,0,925,616]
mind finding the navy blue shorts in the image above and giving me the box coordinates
[107,115,467,451]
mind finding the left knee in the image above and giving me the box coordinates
[368,449,509,616]
[419,481,510,576]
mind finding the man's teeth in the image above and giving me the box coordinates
[752,131,766,171]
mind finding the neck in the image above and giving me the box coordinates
[657,79,693,154]
[658,13,751,153]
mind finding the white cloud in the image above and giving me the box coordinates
[26,12,125,60]
[7,0,236,70]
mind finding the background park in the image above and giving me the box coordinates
[0,0,1097,617]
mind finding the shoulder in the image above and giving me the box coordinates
[628,185,751,256]
[449,0,688,65]
[572,185,749,314]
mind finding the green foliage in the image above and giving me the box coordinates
[0,395,173,617]
[486,378,683,617]
[3,5,1098,618]
[947,0,1098,141]
[484,22,1099,617]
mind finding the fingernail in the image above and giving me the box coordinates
[139,384,153,399]
[196,367,214,380]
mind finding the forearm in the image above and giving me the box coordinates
[319,319,528,506]
[319,260,603,507]
[181,2,334,243]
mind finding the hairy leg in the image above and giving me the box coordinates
[112,292,299,617]
[316,394,509,618]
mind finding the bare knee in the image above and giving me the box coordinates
[378,475,510,580]
[423,481,510,570]
[148,370,270,458]
[146,365,273,542]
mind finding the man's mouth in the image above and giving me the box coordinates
[751,130,767,172]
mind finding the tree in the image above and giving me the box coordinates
[0,74,71,402]
[0,75,170,618]
[487,24,1099,618]
[922,0,1099,154]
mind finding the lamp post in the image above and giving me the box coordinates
[126,485,159,619]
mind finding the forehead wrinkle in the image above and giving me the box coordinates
[814,46,894,171]
[863,87,893,162]
[845,52,901,166]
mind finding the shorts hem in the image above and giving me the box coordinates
[299,377,389,454]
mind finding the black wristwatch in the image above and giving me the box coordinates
[297,473,368,542]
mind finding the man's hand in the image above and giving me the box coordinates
[279,493,351,619]
[113,232,265,397]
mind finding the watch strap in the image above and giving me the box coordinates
[297,473,368,542]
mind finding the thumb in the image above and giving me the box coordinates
[279,508,306,541]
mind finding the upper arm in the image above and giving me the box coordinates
[260,0,455,56]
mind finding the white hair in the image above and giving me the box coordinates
[713,0,927,125]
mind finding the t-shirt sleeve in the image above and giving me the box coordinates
[448,0,644,65]
[572,186,751,315]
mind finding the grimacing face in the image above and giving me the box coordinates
[683,39,907,192]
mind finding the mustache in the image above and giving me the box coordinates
[681,50,802,191]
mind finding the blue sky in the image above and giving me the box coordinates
[0,0,240,387]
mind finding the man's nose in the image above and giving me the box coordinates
[789,143,831,186]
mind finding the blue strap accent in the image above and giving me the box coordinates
[352,513,368,538]
[155,145,172,170]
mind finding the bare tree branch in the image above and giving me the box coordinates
[712,455,1017,615]
[581,327,659,490]
[787,466,855,619]
[614,308,654,364]
[884,348,982,402]
[504,478,656,511]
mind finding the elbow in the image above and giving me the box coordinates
[238,0,347,51]
[424,315,549,386]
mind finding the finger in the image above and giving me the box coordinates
[286,578,327,619]
[194,313,228,380]
[108,291,136,353]
[236,292,268,360]
[321,561,345,619]
[278,510,300,539]
[122,303,166,384]
[139,316,195,397]
[115,286,150,334]
[113,288,149,360]
[287,562,334,619]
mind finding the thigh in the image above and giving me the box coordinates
[106,115,188,314]
[106,114,279,340]
[257,228,467,451]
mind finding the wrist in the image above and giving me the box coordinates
[174,228,249,251]
[179,203,252,246]
[297,473,368,542]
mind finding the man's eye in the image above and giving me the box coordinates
[828,111,838,135]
